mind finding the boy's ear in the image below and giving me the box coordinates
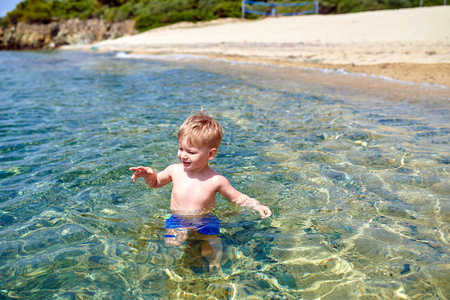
[208,148,217,160]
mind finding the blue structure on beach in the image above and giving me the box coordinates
[242,0,319,18]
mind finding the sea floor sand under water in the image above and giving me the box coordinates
[0,50,448,299]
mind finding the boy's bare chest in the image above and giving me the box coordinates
[170,172,218,207]
[172,176,216,196]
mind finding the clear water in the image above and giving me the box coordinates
[0,50,449,299]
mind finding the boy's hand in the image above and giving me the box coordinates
[254,204,272,219]
[233,195,272,219]
[129,166,156,185]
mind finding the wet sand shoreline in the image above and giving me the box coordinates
[62,6,450,88]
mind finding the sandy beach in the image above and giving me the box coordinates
[63,6,450,87]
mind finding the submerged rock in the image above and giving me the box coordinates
[22,224,91,253]
[277,274,297,289]
[0,213,15,226]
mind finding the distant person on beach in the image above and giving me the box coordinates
[130,110,272,270]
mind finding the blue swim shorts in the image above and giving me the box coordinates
[164,214,220,236]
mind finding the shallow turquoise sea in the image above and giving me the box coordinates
[0,50,449,299]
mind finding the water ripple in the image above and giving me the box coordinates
[0,50,448,299]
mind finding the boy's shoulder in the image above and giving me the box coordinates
[166,163,184,172]
[208,168,229,183]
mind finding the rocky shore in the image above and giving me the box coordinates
[0,18,137,50]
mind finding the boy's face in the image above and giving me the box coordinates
[177,136,216,172]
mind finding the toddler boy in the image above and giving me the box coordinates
[130,111,272,269]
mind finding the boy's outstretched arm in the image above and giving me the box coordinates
[130,166,172,188]
[234,194,272,219]
[217,176,272,219]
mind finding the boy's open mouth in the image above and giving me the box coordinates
[182,161,191,167]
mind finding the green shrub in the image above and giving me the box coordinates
[336,0,360,13]
[54,0,97,20]
[135,14,163,31]
[0,17,9,29]
[213,1,241,18]
[385,0,413,8]
[6,10,24,24]
[96,0,128,6]
[23,0,53,23]
[115,2,136,21]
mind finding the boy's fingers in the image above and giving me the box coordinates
[261,208,272,218]
[130,167,153,173]
[129,166,143,170]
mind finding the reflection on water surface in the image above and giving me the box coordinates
[0,51,448,299]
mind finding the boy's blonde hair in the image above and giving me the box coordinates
[178,111,223,149]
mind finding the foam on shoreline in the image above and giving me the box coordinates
[113,51,450,93]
